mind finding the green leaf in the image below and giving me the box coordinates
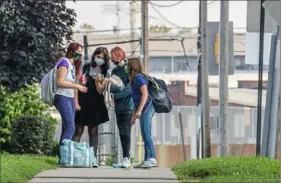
[0,0,77,91]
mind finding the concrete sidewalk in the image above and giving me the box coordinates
[29,167,178,183]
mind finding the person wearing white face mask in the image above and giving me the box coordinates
[72,47,110,165]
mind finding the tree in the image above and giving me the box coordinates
[149,24,172,33]
[0,0,77,90]
[80,23,95,31]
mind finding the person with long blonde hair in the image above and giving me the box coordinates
[126,57,157,168]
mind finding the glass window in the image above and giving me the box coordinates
[173,56,198,73]
[149,56,172,74]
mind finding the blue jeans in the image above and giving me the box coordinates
[140,102,156,160]
[54,95,75,146]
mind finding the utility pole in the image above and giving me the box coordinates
[116,1,121,41]
[197,0,203,158]
[130,0,137,56]
[141,0,149,73]
[83,35,89,62]
[218,0,229,157]
[256,0,266,156]
[201,0,211,158]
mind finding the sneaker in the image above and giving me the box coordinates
[140,158,158,168]
[132,161,145,168]
[92,163,99,168]
[112,163,122,168]
[121,157,131,168]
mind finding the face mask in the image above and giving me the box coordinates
[90,57,104,68]
[112,60,119,65]
[95,58,105,66]
[74,52,82,61]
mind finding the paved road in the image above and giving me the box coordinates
[29,167,178,183]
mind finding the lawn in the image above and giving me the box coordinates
[172,156,280,183]
[1,153,58,183]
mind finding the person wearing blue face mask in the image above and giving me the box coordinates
[72,47,110,164]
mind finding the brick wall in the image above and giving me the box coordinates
[155,144,257,168]
[238,80,267,89]
[167,80,252,107]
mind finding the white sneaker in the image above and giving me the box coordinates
[140,158,158,168]
[121,157,131,168]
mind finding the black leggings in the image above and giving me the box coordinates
[72,124,99,157]
[116,113,132,158]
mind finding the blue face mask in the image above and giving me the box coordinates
[95,58,105,66]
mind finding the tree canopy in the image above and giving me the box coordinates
[0,0,77,90]
[149,24,172,33]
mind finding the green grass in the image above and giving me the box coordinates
[172,156,280,182]
[1,153,58,183]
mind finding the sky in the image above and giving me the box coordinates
[66,1,248,33]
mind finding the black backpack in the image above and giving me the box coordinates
[134,74,173,113]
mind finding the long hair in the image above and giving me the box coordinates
[127,57,147,79]
[65,42,83,59]
[92,47,110,71]
[65,42,83,78]
[74,60,82,78]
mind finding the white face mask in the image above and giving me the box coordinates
[95,58,105,66]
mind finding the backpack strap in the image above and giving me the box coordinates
[133,73,149,88]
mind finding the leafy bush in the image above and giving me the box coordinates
[51,139,60,157]
[0,84,57,151]
[0,0,76,90]
[172,156,280,182]
[11,115,55,155]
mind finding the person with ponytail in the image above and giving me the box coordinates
[110,46,134,168]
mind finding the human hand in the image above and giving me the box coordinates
[102,79,109,85]
[131,117,137,125]
[75,103,81,111]
[80,75,87,85]
[96,74,103,82]
[134,110,141,119]
[76,84,88,93]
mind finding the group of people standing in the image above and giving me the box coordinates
[54,42,157,168]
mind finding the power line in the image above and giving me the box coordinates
[149,1,184,8]
[130,42,140,57]
[148,1,217,29]
[208,1,217,6]
[86,38,183,47]
[181,38,197,70]
[148,2,186,28]
[73,27,197,34]
[73,28,141,34]
[127,49,189,54]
